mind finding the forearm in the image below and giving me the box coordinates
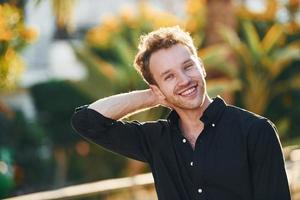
[88,89,158,120]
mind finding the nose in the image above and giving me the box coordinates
[177,72,191,86]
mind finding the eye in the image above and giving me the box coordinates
[164,74,174,81]
[184,65,193,70]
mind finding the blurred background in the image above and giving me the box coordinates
[0,0,300,199]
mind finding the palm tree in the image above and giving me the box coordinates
[221,20,300,114]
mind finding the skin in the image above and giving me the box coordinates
[149,44,212,148]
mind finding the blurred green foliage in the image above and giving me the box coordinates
[222,0,300,142]
[1,0,300,198]
[0,109,50,197]
[29,80,126,187]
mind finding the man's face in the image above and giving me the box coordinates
[149,43,207,110]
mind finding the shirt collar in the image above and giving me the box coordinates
[167,96,227,126]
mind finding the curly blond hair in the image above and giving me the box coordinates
[134,26,198,85]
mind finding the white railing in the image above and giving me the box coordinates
[4,173,154,200]
[5,148,300,200]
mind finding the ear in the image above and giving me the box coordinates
[149,84,166,101]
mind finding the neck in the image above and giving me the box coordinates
[175,95,212,136]
[175,95,212,123]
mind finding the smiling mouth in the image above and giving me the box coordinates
[179,86,197,97]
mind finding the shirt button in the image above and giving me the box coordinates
[182,138,187,143]
[190,161,194,166]
[198,188,203,194]
[212,123,215,127]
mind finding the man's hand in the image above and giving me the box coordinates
[149,87,174,109]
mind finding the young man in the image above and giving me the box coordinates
[71,26,291,200]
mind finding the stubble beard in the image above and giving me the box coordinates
[166,82,206,110]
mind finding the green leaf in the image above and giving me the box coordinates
[242,21,262,60]
[261,24,284,54]
[218,25,253,67]
[271,46,300,78]
[199,44,238,78]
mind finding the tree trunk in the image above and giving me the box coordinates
[205,0,237,104]
[204,0,237,46]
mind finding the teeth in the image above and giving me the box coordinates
[181,87,196,96]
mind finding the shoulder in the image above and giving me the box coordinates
[226,104,264,121]
[224,105,277,137]
[225,104,266,126]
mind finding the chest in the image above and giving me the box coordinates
[157,123,249,184]
[181,125,204,150]
[150,121,252,200]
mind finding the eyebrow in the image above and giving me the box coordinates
[182,58,193,65]
[160,58,193,77]
[160,69,171,77]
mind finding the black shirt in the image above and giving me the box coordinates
[71,97,291,200]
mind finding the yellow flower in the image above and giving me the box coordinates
[139,2,157,21]
[101,14,120,32]
[186,0,206,15]
[86,27,111,48]
[0,4,36,91]
[0,48,24,90]
[185,20,198,33]
[120,7,140,29]
[152,12,182,28]
[0,4,18,41]
[0,29,12,41]
[20,27,39,43]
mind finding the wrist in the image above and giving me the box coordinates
[144,89,159,107]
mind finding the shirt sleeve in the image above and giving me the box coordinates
[70,105,162,163]
[247,118,291,200]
